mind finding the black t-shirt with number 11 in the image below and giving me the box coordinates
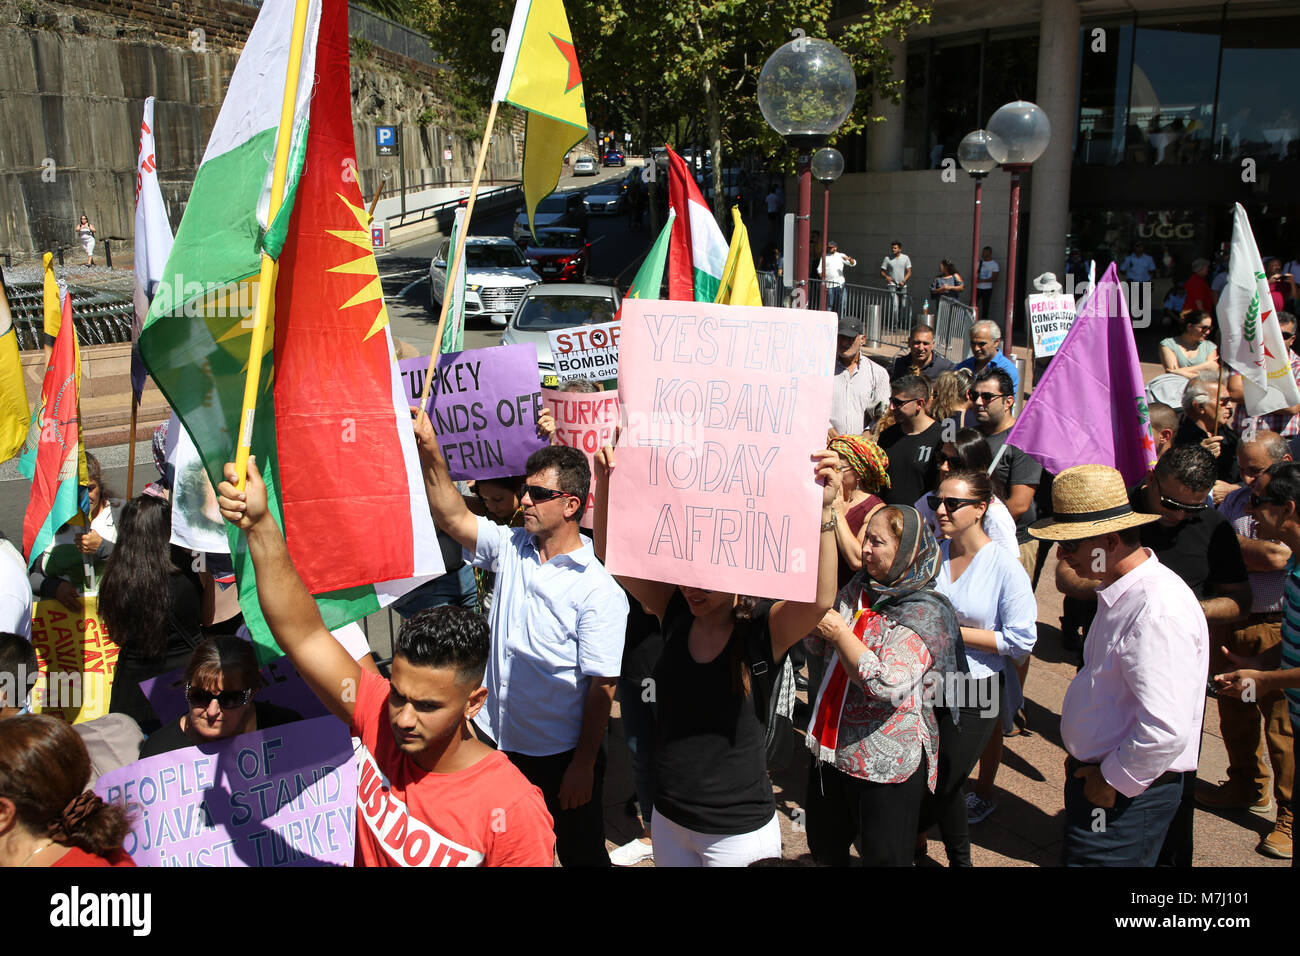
[878,420,945,508]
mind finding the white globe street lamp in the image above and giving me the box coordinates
[985,101,1050,361]
[758,39,856,307]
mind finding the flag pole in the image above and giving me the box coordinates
[125,396,139,497]
[416,98,500,415]
[232,0,313,491]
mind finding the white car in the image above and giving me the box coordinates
[429,236,540,327]
[573,156,598,175]
[583,189,623,215]
[501,283,622,386]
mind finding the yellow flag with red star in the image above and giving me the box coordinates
[494,0,588,238]
[138,0,443,660]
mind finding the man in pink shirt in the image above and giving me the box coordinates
[1030,464,1209,866]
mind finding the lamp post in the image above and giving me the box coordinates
[958,129,1001,314]
[985,101,1051,358]
[811,146,844,310]
[757,38,856,308]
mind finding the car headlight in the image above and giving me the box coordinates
[468,284,481,292]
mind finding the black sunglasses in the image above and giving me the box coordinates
[938,453,963,468]
[186,684,252,710]
[926,495,982,513]
[1056,538,1086,554]
[522,483,577,504]
[967,389,1005,404]
[889,396,919,409]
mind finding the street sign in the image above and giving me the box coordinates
[371,221,387,249]
[376,126,398,156]
[624,132,631,144]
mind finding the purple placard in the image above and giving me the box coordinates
[398,345,548,479]
[95,715,356,867]
[139,655,330,725]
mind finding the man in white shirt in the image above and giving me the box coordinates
[414,422,628,867]
[1030,464,1209,866]
[1120,241,1157,283]
[818,240,856,316]
[829,314,890,436]
[976,246,999,319]
[880,240,913,328]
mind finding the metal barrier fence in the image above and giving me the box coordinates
[934,296,975,363]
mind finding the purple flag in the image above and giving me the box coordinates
[398,344,548,480]
[1005,263,1156,485]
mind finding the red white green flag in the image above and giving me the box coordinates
[665,146,728,302]
[138,0,442,659]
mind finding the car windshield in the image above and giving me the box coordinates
[465,244,527,268]
[515,295,617,331]
[534,232,581,249]
[536,195,568,213]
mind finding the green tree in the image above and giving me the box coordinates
[411,0,931,225]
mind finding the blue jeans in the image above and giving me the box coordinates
[826,284,845,317]
[392,564,477,617]
[1062,763,1183,866]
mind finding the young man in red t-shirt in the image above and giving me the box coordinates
[217,459,555,867]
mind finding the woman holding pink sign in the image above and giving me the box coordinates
[592,443,843,867]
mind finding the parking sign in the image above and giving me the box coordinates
[371,221,386,249]
[376,126,398,156]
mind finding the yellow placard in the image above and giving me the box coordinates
[29,596,120,724]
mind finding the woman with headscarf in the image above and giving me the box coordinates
[804,503,967,866]
[827,434,889,590]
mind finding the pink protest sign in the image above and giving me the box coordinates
[605,300,835,601]
[542,388,620,530]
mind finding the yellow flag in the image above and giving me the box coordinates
[494,0,587,238]
[714,207,764,308]
[0,281,29,462]
[42,252,60,341]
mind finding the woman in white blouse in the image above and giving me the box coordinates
[918,469,1037,865]
[914,428,1017,558]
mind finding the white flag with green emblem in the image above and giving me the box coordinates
[1218,202,1300,416]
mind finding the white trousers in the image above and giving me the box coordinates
[650,809,782,867]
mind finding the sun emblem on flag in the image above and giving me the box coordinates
[326,193,391,343]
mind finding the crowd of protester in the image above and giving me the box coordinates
[2,306,1299,871]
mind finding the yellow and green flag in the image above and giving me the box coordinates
[493,0,587,238]
[0,280,28,463]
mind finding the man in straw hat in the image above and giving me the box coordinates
[1030,464,1209,866]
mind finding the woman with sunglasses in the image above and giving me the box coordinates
[592,444,843,866]
[914,427,1017,557]
[1159,310,1219,380]
[99,496,219,735]
[920,470,1036,859]
[139,635,301,757]
[805,503,968,866]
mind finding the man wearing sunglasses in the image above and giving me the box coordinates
[878,375,943,508]
[1030,464,1208,866]
[971,367,1040,583]
[1204,432,1295,858]
[1054,445,1249,867]
[1219,461,1300,865]
[411,418,628,867]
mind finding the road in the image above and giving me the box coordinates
[375,162,655,355]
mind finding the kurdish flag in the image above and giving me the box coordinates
[131,96,174,402]
[139,0,443,660]
[666,145,728,302]
[494,0,587,239]
[0,280,28,463]
[1218,202,1300,417]
[714,207,763,308]
[21,295,80,566]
